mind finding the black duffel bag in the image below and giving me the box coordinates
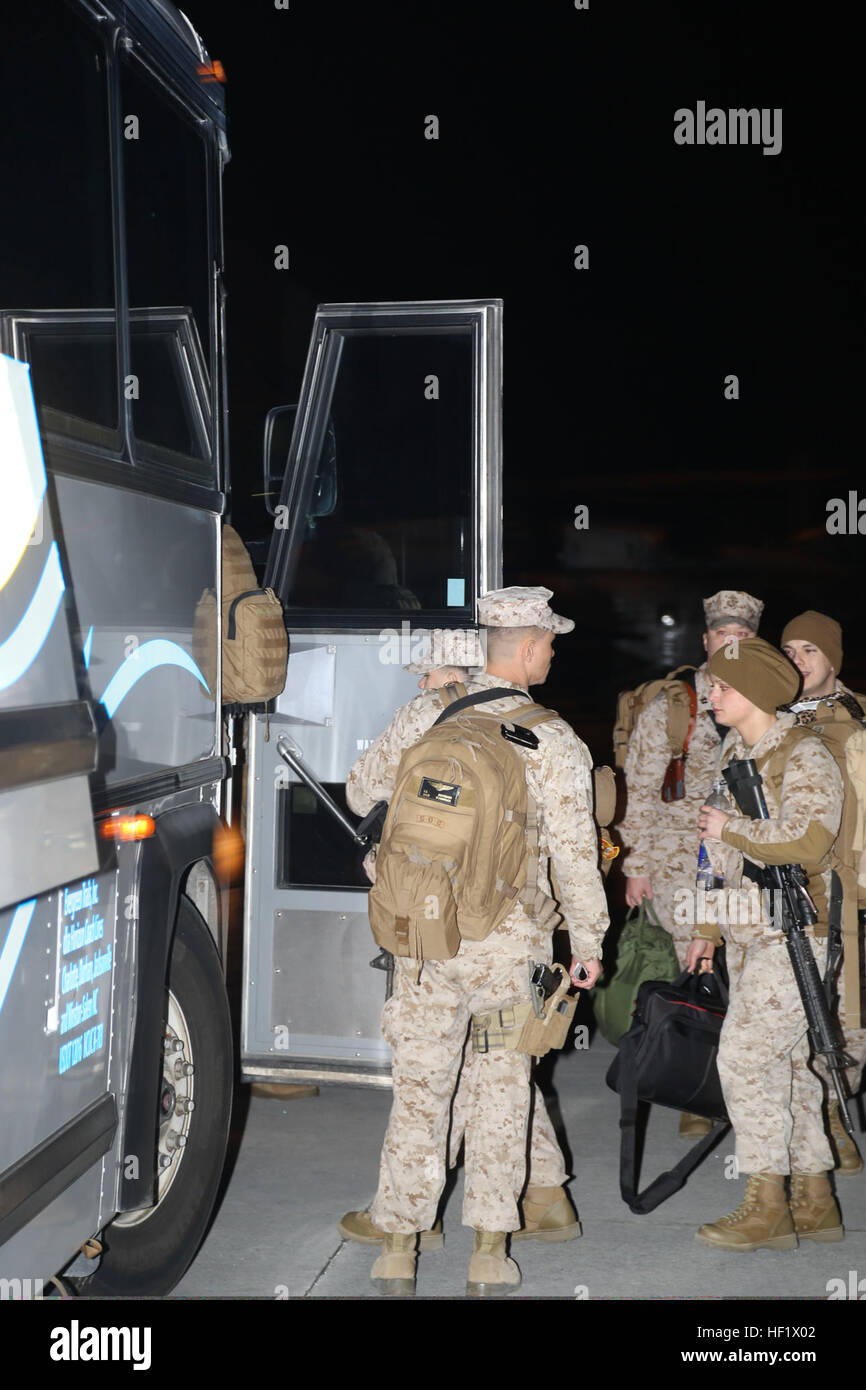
[606,969,731,1214]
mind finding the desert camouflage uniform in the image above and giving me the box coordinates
[620,665,723,966]
[346,671,609,1232]
[447,1033,564,1185]
[697,714,842,1175]
[790,680,866,1094]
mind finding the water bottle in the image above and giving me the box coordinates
[696,779,728,890]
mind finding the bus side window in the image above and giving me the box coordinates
[121,55,214,481]
[0,10,119,448]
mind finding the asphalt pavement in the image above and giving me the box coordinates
[172,1016,866,1302]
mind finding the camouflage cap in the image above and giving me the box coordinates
[404,628,484,674]
[703,589,763,632]
[477,585,575,634]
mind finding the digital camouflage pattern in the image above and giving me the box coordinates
[404,628,484,674]
[789,683,866,1093]
[347,671,608,1231]
[448,1035,566,1188]
[697,713,842,1175]
[347,673,609,965]
[619,665,722,966]
[476,586,574,634]
[703,589,764,631]
[372,936,553,1233]
[720,925,833,1174]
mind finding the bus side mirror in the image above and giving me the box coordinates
[262,404,297,517]
[262,405,337,521]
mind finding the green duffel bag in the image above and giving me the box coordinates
[592,900,679,1045]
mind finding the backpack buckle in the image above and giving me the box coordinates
[501,722,540,750]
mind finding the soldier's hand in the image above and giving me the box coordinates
[686,938,715,973]
[362,849,378,884]
[570,957,601,989]
[698,806,731,840]
[625,876,653,907]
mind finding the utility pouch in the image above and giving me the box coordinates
[470,1002,533,1053]
[661,755,686,803]
[368,852,460,961]
[470,963,576,1058]
[517,963,577,1055]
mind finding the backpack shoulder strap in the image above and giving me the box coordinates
[433,687,531,725]
[514,704,559,730]
[665,678,698,760]
[754,723,816,775]
[437,681,468,708]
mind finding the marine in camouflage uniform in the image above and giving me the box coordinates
[346,588,609,1294]
[783,611,866,1173]
[620,590,763,968]
[340,628,575,1248]
[688,638,843,1250]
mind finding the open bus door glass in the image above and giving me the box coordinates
[242,299,502,1085]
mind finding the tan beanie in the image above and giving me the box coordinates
[780,610,843,676]
[707,636,801,714]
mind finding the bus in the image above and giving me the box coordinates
[1,0,503,1297]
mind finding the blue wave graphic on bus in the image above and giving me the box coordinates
[0,900,36,1017]
[99,639,210,718]
[0,543,65,693]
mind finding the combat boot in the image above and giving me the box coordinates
[695,1173,797,1252]
[827,1101,863,1175]
[338,1209,444,1249]
[466,1231,521,1298]
[789,1172,844,1243]
[679,1111,713,1140]
[370,1232,417,1297]
[512,1185,582,1242]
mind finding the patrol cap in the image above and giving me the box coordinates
[780,611,843,675]
[404,628,484,674]
[478,586,574,634]
[707,636,800,713]
[703,590,763,632]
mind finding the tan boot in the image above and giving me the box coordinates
[339,1209,444,1250]
[370,1232,417,1297]
[696,1173,797,1252]
[466,1231,521,1298]
[827,1101,863,1175]
[679,1111,713,1139]
[789,1172,844,1243]
[512,1185,582,1243]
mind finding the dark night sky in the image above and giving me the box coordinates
[183,0,863,755]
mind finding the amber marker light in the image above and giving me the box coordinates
[99,814,156,842]
[213,819,245,885]
[197,60,226,83]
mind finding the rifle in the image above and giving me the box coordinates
[722,758,856,1139]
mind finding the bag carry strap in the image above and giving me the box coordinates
[433,687,533,724]
[671,966,729,1009]
[616,1024,730,1214]
[629,899,664,932]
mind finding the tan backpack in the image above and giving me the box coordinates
[193,524,288,706]
[758,709,866,1029]
[613,665,697,772]
[368,684,559,964]
[797,703,866,1030]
